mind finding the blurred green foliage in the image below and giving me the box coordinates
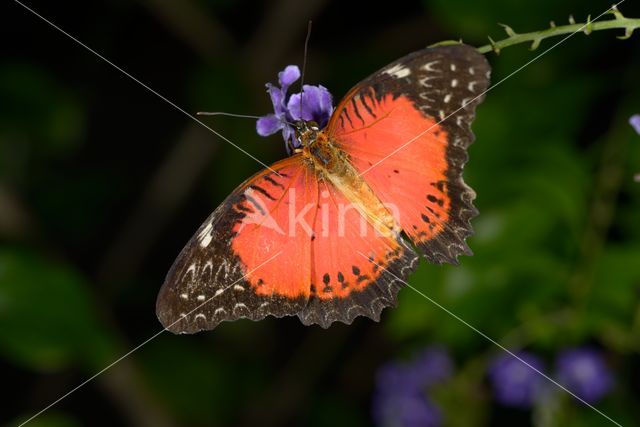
[1,0,640,426]
[0,249,115,371]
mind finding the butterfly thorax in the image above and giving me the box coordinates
[296,121,400,238]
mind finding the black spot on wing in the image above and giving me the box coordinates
[359,94,377,118]
[245,194,266,215]
[350,97,366,125]
[249,185,276,201]
[323,273,331,285]
[342,109,354,128]
[264,175,285,189]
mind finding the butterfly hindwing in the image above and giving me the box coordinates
[328,44,490,264]
[299,179,419,328]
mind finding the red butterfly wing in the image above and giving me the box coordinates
[327,44,490,264]
[157,156,418,333]
[299,179,418,328]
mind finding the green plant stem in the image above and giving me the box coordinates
[477,8,640,54]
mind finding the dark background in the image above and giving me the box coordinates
[1,0,640,426]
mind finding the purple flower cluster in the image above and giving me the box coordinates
[556,348,614,403]
[489,352,546,408]
[372,346,452,427]
[489,347,614,409]
[256,65,334,154]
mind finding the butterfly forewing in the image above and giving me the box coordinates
[156,156,311,333]
[328,44,490,264]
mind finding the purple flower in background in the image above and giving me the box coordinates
[630,114,640,135]
[556,348,614,404]
[256,65,334,153]
[372,346,453,427]
[375,361,424,396]
[631,114,640,182]
[489,352,546,409]
[372,393,442,427]
[411,346,454,387]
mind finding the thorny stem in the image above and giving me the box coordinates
[476,5,640,54]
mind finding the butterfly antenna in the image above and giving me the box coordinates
[196,111,261,120]
[299,20,313,120]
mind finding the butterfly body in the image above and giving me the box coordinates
[157,44,491,333]
[298,126,400,238]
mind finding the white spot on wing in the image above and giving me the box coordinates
[467,81,478,92]
[214,289,224,297]
[180,293,188,300]
[214,259,230,282]
[200,234,212,248]
[419,75,437,87]
[197,295,206,302]
[419,92,435,102]
[203,260,213,273]
[198,223,213,247]
[421,60,440,72]
[450,64,457,71]
[234,284,245,291]
[181,263,197,284]
[195,313,206,320]
[451,79,458,87]
[444,94,452,103]
[383,64,411,79]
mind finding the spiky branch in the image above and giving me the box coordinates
[476,5,639,54]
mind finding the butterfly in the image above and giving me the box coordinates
[156,43,491,333]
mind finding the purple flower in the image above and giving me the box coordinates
[375,361,424,396]
[556,348,614,404]
[375,347,454,396]
[372,347,453,427]
[287,85,333,128]
[630,114,640,135]
[372,393,442,427]
[631,115,640,182]
[489,352,546,409]
[411,346,454,387]
[256,65,334,153]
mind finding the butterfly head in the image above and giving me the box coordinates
[293,120,320,149]
[256,65,334,155]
